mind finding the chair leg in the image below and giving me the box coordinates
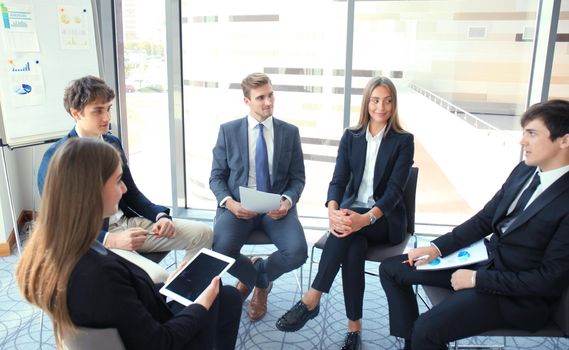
[307,245,318,291]
[39,309,44,347]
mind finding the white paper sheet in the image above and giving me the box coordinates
[416,239,488,271]
[239,186,281,213]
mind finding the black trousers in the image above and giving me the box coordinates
[170,285,242,350]
[379,255,511,350]
[311,207,390,321]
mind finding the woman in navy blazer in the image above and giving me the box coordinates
[277,77,414,350]
[16,138,241,350]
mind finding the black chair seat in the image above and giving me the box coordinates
[422,285,567,338]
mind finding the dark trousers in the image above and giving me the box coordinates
[379,255,511,350]
[170,285,242,350]
[213,206,307,288]
[311,207,390,321]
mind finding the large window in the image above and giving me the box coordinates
[351,0,537,224]
[117,0,567,228]
[121,0,171,206]
[181,0,347,217]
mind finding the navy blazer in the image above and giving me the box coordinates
[68,248,208,349]
[327,128,414,244]
[209,117,305,206]
[433,162,569,331]
[37,128,169,241]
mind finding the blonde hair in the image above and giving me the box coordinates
[16,138,120,346]
[352,76,406,135]
[241,72,272,99]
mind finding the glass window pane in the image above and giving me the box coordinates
[181,0,347,217]
[121,0,172,206]
[354,0,536,225]
[550,0,569,100]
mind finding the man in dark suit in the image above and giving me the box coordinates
[210,72,307,321]
[380,99,569,350]
[38,76,213,282]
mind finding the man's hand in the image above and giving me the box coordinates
[105,228,147,250]
[404,245,440,267]
[154,217,176,238]
[195,276,220,310]
[226,198,258,220]
[451,269,476,291]
[267,198,291,220]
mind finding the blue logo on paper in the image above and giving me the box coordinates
[15,84,32,95]
[428,258,441,266]
[457,250,471,261]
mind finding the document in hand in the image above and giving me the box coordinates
[239,186,281,213]
[416,239,489,271]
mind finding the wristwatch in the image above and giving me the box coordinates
[367,211,378,225]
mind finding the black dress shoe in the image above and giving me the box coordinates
[340,331,361,350]
[275,300,320,332]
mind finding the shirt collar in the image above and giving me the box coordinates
[248,115,273,132]
[74,127,104,141]
[365,124,386,142]
[538,163,569,188]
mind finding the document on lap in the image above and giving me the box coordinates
[416,239,489,271]
[239,186,281,213]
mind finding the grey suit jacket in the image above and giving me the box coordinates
[209,116,305,206]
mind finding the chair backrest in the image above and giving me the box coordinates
[403,167,419,235]
[63,327,126,350]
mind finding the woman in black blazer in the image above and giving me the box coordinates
[16,138,241,350]
[276,76,414,350]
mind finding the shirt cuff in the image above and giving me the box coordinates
[102,232,110,246]
[156,212,172,221]
[219,196,232,208]
[430,242,443,257]
[282,194,293,207]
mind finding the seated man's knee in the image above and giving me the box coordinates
[282,245,307,270]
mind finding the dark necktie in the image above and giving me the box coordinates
[255,123,270,192]
[509,172,541,217]
[498,172,540,233]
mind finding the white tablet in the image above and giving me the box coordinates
[159,248,235,306]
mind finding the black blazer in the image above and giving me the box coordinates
[434,162,569,331]
[67,249,208,350]
[327,128,414,244]
[38,128,169,241]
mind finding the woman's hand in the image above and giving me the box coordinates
[195,276,220,310]
[329,208,368,238]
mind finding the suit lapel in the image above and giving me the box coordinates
[239,117,249,183]
[373,133,395,190]
[506,171,569,233]
[493,170,534,226]
[352,133,367,188]
[272,118,282,185]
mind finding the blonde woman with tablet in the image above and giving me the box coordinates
[16,138,241,350]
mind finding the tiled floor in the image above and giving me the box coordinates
[1,237,569,349]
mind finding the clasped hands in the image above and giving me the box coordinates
[406,246,476,291]
[328,207,368,238]
[227,197,291,220]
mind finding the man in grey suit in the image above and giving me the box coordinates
[210,72,307,321]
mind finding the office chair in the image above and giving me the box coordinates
[420,285,569,349]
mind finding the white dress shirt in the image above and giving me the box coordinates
[354,125,386,208]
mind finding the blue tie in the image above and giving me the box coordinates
[255,123,271,192]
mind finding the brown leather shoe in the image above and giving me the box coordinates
[248,282,273,321]
[235,281,253,303]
